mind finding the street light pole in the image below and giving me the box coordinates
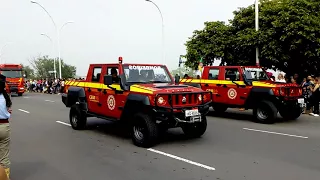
[41,33,56,78]
[31,1,74,79]
[58,21,74,79]
[145,0,165,64]
[255,0,260,66]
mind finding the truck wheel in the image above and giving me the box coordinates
[279,107,302,120]
[253,100,277,124]
[69,104,87,130]
[182,116,207,138]
[132,113,159,148]
[212,105,228,113]
[18,93,23,96]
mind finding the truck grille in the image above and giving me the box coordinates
[7,82,19,86]
[155,92,211,108]
[173,93,199,106]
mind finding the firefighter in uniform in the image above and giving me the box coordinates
[0,74,12,179]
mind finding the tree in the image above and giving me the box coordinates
[185,21,234,69]
[185,0,320,77]
[21,64,35,79]
[29,55,76,79]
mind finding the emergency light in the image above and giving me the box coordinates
[119,57,123,64]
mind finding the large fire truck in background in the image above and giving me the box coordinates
[0,64,25,96]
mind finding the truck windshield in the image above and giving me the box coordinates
[123,65,172,83]
[1,70,22,78]
[242,67,269,81]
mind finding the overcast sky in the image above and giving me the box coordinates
[0,0,253,76]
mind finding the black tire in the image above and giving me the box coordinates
[212,105,228,113]
[69,104,87,130]
[279,107,302,120]
[253,100,278,124]
[18,93,23,96]
[132,113,159,148]
[182,116,207,138]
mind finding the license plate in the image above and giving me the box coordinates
[298,98,304,104]
[300,103,306,108]
[190,116,201,122]
[185,109,199,117]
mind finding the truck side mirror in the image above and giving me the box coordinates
[174,74,180,84]
[103,75,113,85]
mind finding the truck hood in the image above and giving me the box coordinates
[130,83,203,94]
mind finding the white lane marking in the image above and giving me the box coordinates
[56,121,71,126]
[243,128,308,139]
[23,97,29,99]
[45,100,55,103]
[147,148,215,171]
[18,109,30,114]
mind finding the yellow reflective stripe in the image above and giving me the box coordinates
[252,82,276,87]
[77,82,85,87]
[130,86,153,94]
[134,85,155,91]
[67,81,154,94]
[85,82,102,89]
[101,84,123,91]
[180,79,276,87]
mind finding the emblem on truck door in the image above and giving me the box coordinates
[107,95,116,110]
[182,96,187,103]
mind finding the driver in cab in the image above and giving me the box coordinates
[111,68,119,83]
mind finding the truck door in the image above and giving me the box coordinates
[201,67,225,104]
[223,67,250,106]
[86,65,104,114]
[100,65,127,120]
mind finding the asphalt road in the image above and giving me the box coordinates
[8,93,320,180]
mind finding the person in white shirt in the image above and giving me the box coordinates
[276,73,286,83]
[0,74,12,179]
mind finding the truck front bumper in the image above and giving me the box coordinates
[9,86,25,93]
[152,101,211,124]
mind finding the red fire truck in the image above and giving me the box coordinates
[0,64,25,96]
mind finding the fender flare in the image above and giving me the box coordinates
[65,86,88,111]
[245,87,276,108]
[121,93,151,120]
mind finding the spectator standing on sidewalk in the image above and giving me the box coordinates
[310,77,320,116]
[0,74,12,179]
[303,76,314,114]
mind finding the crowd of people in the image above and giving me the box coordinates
[25,78,66,94]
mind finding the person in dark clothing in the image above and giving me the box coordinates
[310,77,320,116]
[303,76,315,114]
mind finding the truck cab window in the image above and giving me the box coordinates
[225,68,240,81]
[92,67,102,82]
[208,69,219,80]
[107,67,119,83]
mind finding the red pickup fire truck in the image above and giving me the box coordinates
[180,66,304,124]
[0,64,25,96]
[61,57,212,147]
